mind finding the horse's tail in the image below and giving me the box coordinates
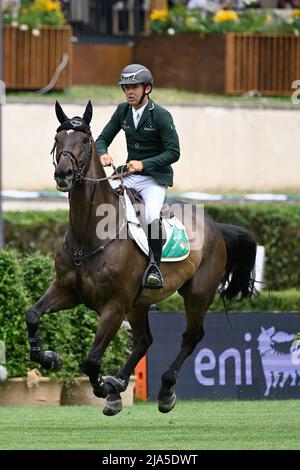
[217,223,257,300]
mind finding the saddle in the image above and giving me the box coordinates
[114,186,173,222]
[115,186,143,206]
[115,186,190,263]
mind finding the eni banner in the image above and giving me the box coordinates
[147,312,300,400]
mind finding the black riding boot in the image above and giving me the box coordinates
[143,218,164,289]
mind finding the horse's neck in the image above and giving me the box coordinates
[68,146,118,246]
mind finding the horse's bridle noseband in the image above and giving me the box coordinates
[51,133,131,188]
[50,129,131,269]
[51,134,93,188]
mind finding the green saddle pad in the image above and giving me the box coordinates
[162,220,190,261]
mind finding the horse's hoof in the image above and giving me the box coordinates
[158,391,176,414]
[105,375,127,394]
[103,398,123,416]
[43,350,62,371]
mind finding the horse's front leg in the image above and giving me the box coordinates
[103,306,152,416]
[25,281,78,371]
[81,301,126,400]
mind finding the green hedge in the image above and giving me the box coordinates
[205,203,300,290]
[4,211,67,254]
[158,290,300,312]
[0,250,299,386]
[3,203,300,289]
[0,250,131,387]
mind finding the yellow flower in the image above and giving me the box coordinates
[185,16,197,26]
[291,9,300,19]
[213,10,238,23]
[35,0,61,12]
[265,14,272,24]
[150,9,169,22]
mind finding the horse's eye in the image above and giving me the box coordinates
[83,137,90,144]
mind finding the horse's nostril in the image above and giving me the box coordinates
[54,167,73,179]
[57,179,68,188]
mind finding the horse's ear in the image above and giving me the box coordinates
[55,101,69,124]
[83,100,93,125]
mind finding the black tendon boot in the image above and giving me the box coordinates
[142,218,164,289]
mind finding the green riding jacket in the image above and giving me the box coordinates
[95,99,180,187]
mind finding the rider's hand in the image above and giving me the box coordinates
[127,160,144,172]
[100,153,114,167]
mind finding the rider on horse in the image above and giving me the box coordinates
[96,64,180,289]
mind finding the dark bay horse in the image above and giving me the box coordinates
[25,101,257,415]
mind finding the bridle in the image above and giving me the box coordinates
[51,133,93,188]
[50,130,130,270]
[51,133,130,188]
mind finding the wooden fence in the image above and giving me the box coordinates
[72,44,133,86]
[226,33,300,96]
[4,25,72,90]
[134,34,226,94]
[4,27,300,95]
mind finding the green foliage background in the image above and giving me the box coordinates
[205,203,300,290]
[4,203,300,290]
[2,203,300,382]
[0,250,131,386]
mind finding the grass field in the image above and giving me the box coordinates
[0,400,299,450]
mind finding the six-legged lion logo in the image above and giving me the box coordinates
[257,327,300,397]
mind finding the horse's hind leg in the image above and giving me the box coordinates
[158,259,224,413]
[25,281,78,371]
[103,306,152,416]
[157,302,206,413]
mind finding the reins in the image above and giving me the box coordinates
[51,139,131,185]
[82,166,131,184]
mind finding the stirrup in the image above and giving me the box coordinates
[142,263,164,289]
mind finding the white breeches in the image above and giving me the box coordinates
[110,174,166,225]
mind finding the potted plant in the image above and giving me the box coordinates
[2,0,72,90]
[0,251,64,406]
[0,369,63,406]
[135,4,300,95]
